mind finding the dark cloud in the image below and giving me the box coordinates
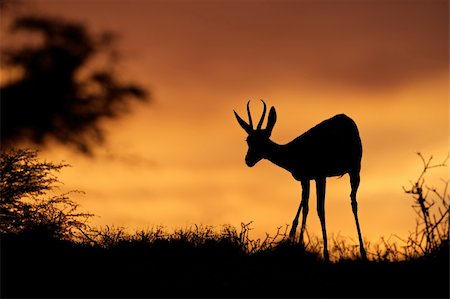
[133,0,448,91]
[16,0,447,117]
[299,1,449,90]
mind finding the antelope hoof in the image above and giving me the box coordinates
[360,248,368,260]
[289,228,297,239]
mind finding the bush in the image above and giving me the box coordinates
[0,148,92,240]
[401,153,449,257]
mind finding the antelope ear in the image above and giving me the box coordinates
[266,106,277,135]
[234,110,253,134]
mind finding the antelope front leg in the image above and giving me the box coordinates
[290,180,310,244]
[316,177,329,262]
[289,202,302,239]
[350,171,367,260]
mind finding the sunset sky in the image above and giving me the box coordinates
[2,0,448,244]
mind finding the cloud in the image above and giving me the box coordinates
[99,150,158,169]
[133,1,448,92]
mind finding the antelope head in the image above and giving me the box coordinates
[234,100,277,167]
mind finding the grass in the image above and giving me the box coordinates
[1,222,448,298]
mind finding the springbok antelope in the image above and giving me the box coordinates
[234,100,367,261]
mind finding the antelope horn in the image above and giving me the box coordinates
[257,99,267,130]
[246,100,253,129]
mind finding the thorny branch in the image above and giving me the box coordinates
[402,152,449,254]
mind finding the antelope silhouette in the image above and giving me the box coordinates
[234,100,367,261]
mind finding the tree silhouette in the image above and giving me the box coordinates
[0,15,148,154]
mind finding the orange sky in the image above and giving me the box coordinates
[3,0,449,244]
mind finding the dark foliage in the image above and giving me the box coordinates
[1,227,448,298]
[0,148,92,239]
[0,15,148,154]
[402,153,449,255]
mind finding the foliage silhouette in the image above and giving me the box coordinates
[234,100,367,261]
[0,148,93,240]
[0,15,148,154]
[400,153,449,257]
[2,222,448,298]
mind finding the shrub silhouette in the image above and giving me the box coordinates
[0,148,93,240]
[402,153,449,256]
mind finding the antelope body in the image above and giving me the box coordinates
[234,100,367,261]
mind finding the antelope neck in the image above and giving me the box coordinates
[262,139,291,170]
